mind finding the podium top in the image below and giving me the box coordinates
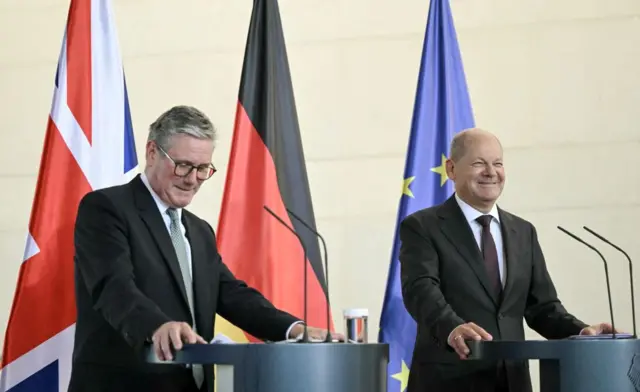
[146,342,388,366]
[467,337,640,361]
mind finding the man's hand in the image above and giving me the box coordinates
[289,324,345,342]
[447,322,493,359]
[152,321,206,361]
[580,322,618,336]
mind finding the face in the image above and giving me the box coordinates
[446,132,505,211]
[145,134,215,208]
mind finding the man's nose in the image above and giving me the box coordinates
[184,168,198,183]
[483,165,497,176]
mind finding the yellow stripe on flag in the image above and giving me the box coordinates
[213,315,249,392]
[214,315,249,343]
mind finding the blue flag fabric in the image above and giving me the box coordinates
[378,0,475,391]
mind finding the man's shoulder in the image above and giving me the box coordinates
[402,197,453,225]
[404,204,441,222]
[182,208,207,225]
[497,206,534,230]
[77,177,139,217]
[82,179,134,203]
[182,208,216,236]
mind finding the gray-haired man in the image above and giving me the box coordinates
[68,106,333,392]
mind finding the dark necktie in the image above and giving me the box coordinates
[475,215,501,296]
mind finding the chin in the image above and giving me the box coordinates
[473,189,500,202]
[482,191,501,202]
[169,196,194,208]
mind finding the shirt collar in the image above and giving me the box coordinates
[140,172,182,221]
[454,193,500,225]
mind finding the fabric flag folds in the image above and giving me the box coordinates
[214,0,332,344]
[0,1,138,390]
[377,0,475,391]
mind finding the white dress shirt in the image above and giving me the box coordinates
[447,195,507,344]
[454,194,506,286]
[140,174,192,277]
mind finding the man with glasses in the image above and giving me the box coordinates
[68,106,334,392]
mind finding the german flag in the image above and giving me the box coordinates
[214,0,333,343]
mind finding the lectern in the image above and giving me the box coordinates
[147,342,388,392]
[467,338,640,392]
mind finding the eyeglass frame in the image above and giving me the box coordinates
[155,143,217,180]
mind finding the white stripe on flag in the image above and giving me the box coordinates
[0,325,75,391]
[90,0,129,190]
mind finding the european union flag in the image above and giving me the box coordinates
[378,0,475,390]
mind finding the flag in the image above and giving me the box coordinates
[378,0,475,391]
[0,1,138,390]
[214,0,332,344]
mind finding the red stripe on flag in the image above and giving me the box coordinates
[217,103,329,342]
[65,0,92,144]
[1,117,90,366]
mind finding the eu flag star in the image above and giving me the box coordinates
[380,1,475,391]
[402,176,415,198]
[391,360,410,392]
[430,154,449,187]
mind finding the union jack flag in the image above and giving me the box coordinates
[0,0,137,390]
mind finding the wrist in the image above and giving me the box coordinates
[289,323,305,339]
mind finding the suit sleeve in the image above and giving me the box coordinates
[399,214,465,346]
[206,226,301,342]
[524,225,588,339]
[74,191,171,350]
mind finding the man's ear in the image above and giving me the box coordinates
[145,141,156,162]
[445,159,455,181]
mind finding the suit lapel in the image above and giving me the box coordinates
[438,196,500,306]
[498,208,519,307]
[132,175,191,312]
[182,212,211,332]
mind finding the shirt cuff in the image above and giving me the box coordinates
[286,321,304,340]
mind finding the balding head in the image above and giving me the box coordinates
[445,128,505,212]
[449,128,502,163]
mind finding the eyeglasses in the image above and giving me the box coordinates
[156,144,216,180]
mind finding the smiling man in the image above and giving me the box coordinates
[68,106,333,392]
[399,128,614,392]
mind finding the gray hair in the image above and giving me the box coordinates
[147,105,217,150]
[449,131,473,162]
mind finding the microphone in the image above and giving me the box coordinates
[583,226,636,339]
[284,207,333,343]
[263,205,309,343]
[557,226,616,338]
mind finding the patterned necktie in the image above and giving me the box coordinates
[167,208,195,314]
[166,208,203,388]
[475,215,502,296]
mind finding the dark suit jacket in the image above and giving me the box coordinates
[400,195,587,392]
[67,174,300,392]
